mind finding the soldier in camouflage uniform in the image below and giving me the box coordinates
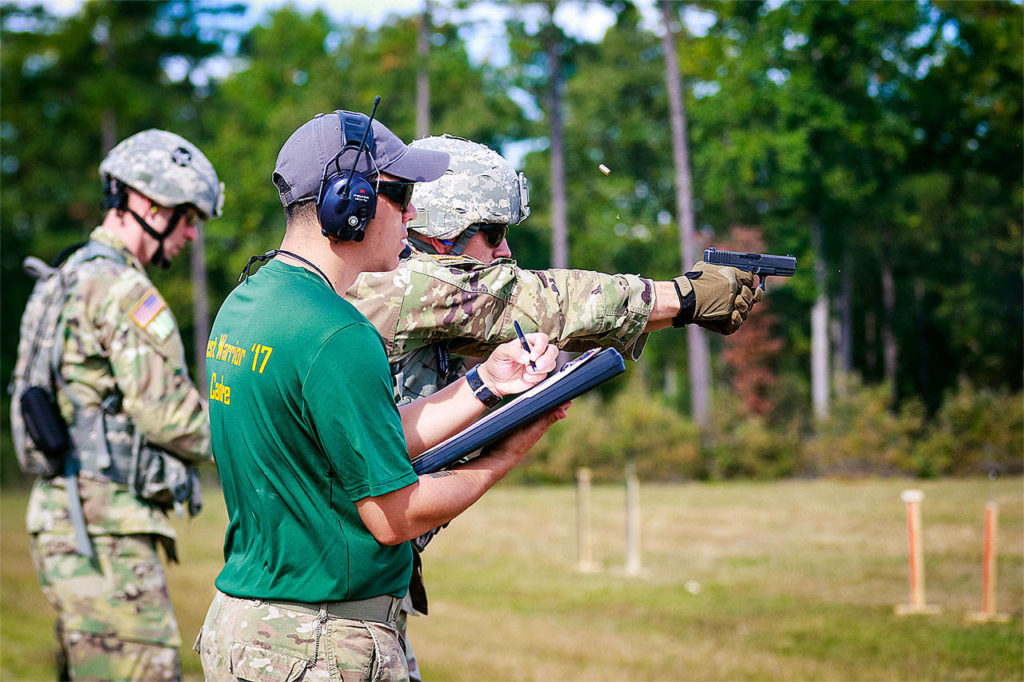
[21,129,223,681]
[349,134,761,403]
[346,134,762,679]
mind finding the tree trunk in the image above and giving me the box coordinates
[865,310,877,378]
[415,0,431,139]
[881,254,898,404]
[191,230,210,395]
[810,214,830,419]
[101,110,118,155]
[545,15,568,271]
[831,317,844,398]
[840,251,853,374]
[99,19,117,152]
[660,0,710,426]
[914,276,928,395]
[664,363,678,398]
[832,251,853,397]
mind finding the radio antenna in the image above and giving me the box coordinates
[346,96,381,181]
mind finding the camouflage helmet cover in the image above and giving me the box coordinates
[407,134,530,240]
[99,129,224,220]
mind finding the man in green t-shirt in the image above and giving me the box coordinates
[197,109,567,681]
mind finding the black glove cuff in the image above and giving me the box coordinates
[672,278,696,328]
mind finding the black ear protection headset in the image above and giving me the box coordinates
[316,97,382,242]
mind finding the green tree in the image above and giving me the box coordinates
[1,0,231,484]
[199,6,529,306]
[683,1,1023,413]
[896,1,1023,398]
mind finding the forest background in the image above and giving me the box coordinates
[1,0,1021,486]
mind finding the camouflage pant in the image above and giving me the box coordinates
[394,605,421,682]
[197,591,408,682]
[30,531,181,681]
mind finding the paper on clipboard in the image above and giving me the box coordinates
[411,347,626,474]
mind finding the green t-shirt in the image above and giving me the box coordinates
[207,260,418,602]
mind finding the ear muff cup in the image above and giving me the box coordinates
[315,110,378,242]
[318,171,377,242]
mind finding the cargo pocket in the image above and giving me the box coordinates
[365,622,406,682]
[229,642,308,682]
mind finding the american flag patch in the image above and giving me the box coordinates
[131,290,166,329]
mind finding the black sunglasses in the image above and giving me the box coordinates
[478,224,509,248]
[376,180,415,211]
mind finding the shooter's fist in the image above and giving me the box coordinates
[674,262,763,335]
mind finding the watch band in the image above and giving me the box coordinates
[465,366,501,407]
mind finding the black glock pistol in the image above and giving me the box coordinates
[703,247,797,290]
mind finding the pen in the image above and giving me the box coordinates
[513,320,537,371]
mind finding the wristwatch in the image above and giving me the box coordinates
[466,366,501,407]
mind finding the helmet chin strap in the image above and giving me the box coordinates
[406,234,436,254]
[446,225,480,255]
[125,204,185,269]
[409,225,480,257]
[103,178,184,269]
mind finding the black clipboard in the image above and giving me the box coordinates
[412,348,626,474]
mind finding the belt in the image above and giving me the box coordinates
[263,595,402,624]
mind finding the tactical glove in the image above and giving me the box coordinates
[672,262,762,335]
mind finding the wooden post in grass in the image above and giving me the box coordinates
[576,467,599,573]
[967,502,1010,623]
[624,460,642,576]
[895,489,941,615]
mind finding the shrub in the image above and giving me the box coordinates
[799,378,927,477]
[913,380,1023,476]
[695,386,804,480]
[505,369,1022,483]
[704,415,803,480]
[515,372,701,483]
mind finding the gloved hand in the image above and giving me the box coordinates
[673,262,763,335]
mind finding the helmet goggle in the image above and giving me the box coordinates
[478,224,509,248]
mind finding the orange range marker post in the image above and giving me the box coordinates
[967,502,1011,623]
[895,489,941,615]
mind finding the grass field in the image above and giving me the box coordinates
[2,477,1021,681]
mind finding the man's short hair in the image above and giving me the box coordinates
[284,200,319,228]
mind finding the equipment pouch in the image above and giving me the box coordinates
[134,444,202,517]
[19,386,70,471]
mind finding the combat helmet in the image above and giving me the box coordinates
[407,134,529,251]
[100,129,224,220]
[99,129,223,267]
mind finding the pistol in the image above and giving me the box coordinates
[703,247,797,290]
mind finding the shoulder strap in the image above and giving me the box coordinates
[51,241,129,408]
[65,240,128,268]
[57,241,133,559]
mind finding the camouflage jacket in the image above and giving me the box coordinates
[27,227,210,540]
[346,251,655,402]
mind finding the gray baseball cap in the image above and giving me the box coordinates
[273,111,449,207]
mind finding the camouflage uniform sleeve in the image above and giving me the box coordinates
[82,267,210,463]
[348,254,655,361]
